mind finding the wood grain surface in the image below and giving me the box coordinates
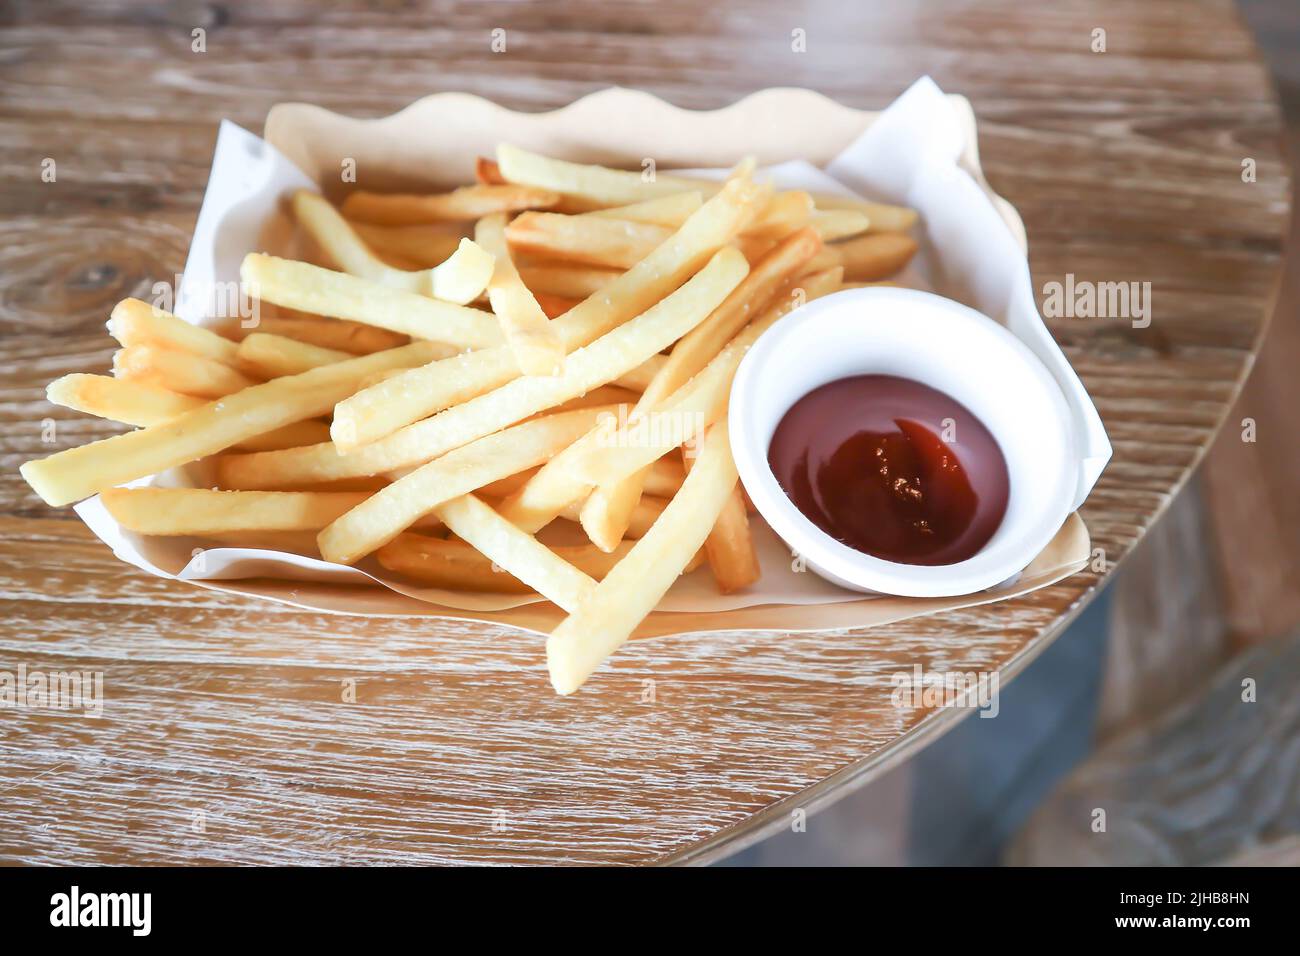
[0,0,1289,865]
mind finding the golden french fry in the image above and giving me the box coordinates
[506,213,672,270]
[467,441,664,497]
[199,530,323,554]
[45,372,329,451]
[475,212,565,376]
[742,191,814,240]
[644,457,685,497]
[423,237,496,305]
[101,487,370,534]
[108,299,242,368]
[434,495,596,612]
[810,208,872,241]
[807,232,918,280]
[685,448,759,593]
[236,333,354,378]
[214,316,409,355]
[21,339,445,507]
[581,191,703,228]
[376,533,638,592]
[556,494,667,538]
[113,345,259,399]
[517,263,621,300]
[497,144,712,207]
[355,367,408,391]
[231,420,333,453]
[327,177,764,452]
[349,221,464,269]
[474,466,541,499]
[293,191,493,305]
[473,460,686,504]
[546,422,738,694]
[613,354,665,393]
[811,193,918,233]
[47,373,204,426]
[340,184,560,224]
[533,292,581,319]
[542,385,642,415]
[838,281,902,290]
[231,245,749,487]
[475,157,507,185]
[314,405,619,564]
[240,254,504,348]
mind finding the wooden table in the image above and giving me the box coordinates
[0,1,1288,865]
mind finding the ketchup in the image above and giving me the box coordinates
[767,375,1008,566]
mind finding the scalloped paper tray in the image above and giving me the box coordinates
[74,77,1109,637]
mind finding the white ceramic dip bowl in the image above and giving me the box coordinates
[729,286,1077,598]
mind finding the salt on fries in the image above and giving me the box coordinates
[20,145,919,694]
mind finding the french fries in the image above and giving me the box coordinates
[377,533,637,592]
[507,192,822,274]
[22,340,445,506]
[113,345,259,399]
[313,404,619,564]
[568,267,843,490]
[811,208,872,241]
[292,190,494,304]
[579,227,821,551]
[223,245,749,488]
[240,254,504,348]
[581,192,703,228]
[516,263,620,299]
[743,190,814,240]
[811,193,919,233]
[433,495,596,613]
[686,448,760,593]
[546,422,739,694]
[507,213,673,270]
[475,212,565,376]
[214,316,409,355]
[475,157,507,185]
[349,221,464,269]
[108,299,242,368]
[20,142,924,695]
[326,177,765,453]
[101,487,370,534]
[533,292,581,319]
[47,373,204,427]
[497,144,710,207]
[341,183,560,224]
[807,232,918,280]
[45,373,330,452]
[236,333,354,378]
[473,454,679,501]
[496,265,842,535]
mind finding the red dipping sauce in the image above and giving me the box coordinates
[767,375,1009,566]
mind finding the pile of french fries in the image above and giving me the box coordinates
[21,146,918,694]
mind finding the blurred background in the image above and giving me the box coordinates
[726,0,1299,866]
